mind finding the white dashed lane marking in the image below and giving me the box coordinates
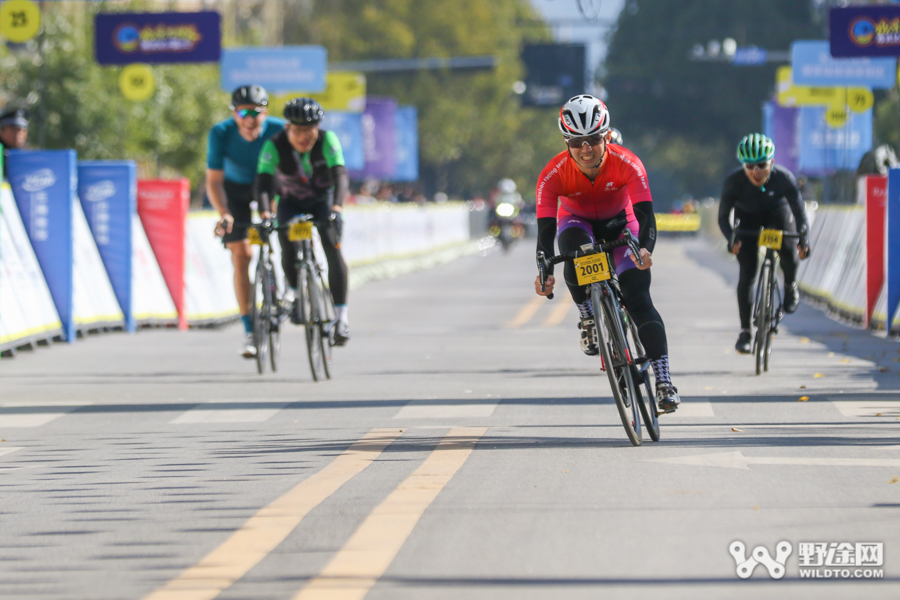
[170,402,288,424]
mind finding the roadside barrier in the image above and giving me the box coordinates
[797,207,867,323]
[0,183,62,352]
[2,184,473,355]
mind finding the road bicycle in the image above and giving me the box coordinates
[284,215,335,381]
[537,229,659,446]
[247,219,284,375]
[730,225,801,375]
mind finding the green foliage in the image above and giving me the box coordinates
[604,0,821,204]
[0,3,228,198]
[0,0,566,200]
[289,0,561,199]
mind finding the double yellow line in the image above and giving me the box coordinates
[144,427,485,600]
[505,294,571,329]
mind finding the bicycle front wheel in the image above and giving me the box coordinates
[315,268,334,380]
[592,284,641,446]
[754,261,771,376]
[302,262,327,382]
[625,309,659,442]
[252,258,271,375]
[267,260,281,373]
[763,261,777,373]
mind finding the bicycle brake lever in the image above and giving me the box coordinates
[536,252,554,299]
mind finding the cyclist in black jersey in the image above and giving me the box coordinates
[255,98,351,346]
[718,133,811,354]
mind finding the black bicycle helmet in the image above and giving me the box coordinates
[231,85,268,108]
[284,97,324,125]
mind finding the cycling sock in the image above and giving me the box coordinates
[334,304,348,324]
[651,355,671,387]
[576,300,593,320]
[240,314,252,334]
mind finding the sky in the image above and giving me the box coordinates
[528,0,626,90]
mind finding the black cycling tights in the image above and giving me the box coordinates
[279,223,348,306]
[734,209,798,330]
[558,228,668,360]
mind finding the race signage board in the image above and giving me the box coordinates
[220,47,327,93]
[831,6,900,57]
[95,11,221,65]
[78,161,137,333]
[791,40,896,88]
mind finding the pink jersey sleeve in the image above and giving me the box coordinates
[619,150,653,206]
[535,154,568,219]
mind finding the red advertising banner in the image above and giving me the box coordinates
[866,175,887,327]
[138,179,189,329]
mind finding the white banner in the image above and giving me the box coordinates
[132,214,177,324]
[0,183,62,349]
[72,201,123,329]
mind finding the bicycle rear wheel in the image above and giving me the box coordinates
[252,259,270,375]
[754,261,771,376]
[592,284,641,446]
[625,309,659,442]
[303,262,327,382]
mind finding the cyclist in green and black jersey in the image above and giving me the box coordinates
[255,98,351,346]
[719,133,811,354]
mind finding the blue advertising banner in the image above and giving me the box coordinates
[95,11,221,65]
[831,6,900,57]
[322,112,364,172]
[797,106,872,175]
[391,106,419,182]
[7,150,77,342]
[763,102,800,174]
[78,161,136,333]
[733,47,767,66]
[348,97,396,180]
[886,168,900,329]
[220,47,327,93]
[791,40,896,88]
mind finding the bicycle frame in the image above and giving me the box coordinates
[537,229,658,446]
[731,226,801,375]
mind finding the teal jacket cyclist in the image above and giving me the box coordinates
[255,98,351,346]
[207,85,285,359]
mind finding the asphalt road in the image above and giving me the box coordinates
[1,236,899,600]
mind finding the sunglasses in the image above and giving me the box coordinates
[236,108,263,119]
[743,161,771,172]
[566,134,605,148]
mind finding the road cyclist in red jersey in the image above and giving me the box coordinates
[533,95,680,413]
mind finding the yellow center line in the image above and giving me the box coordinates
[143,428,405,600]
[542,296,572,327]
[291,426,487,600]
[504,296,544,329]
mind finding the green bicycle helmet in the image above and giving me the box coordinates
[736,133,775,163]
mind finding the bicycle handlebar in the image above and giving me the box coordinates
[537,230,642,300]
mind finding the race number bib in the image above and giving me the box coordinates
[289,221,313,241]
[758,229,783,250]
[574,253,611,286]
[247,228,264,246]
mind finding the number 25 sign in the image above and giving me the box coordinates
[0,0,40,43]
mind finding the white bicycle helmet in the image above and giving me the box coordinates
[558,95,610,139]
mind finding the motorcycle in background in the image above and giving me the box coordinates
[489,178,525,253]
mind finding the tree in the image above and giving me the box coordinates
[603,0,821,205]
[0,1,228,200]
[288,0,561,199]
